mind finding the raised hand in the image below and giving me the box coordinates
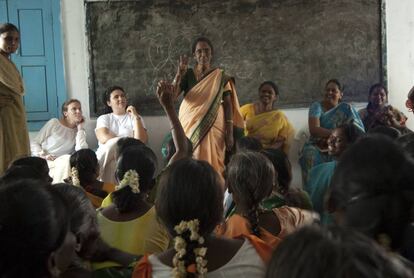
[177,55,189,76]
[156,80,174,109]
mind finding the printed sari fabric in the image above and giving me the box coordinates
[299,101,364,184]
[216,206,317,249]
[0,54,30,174]
[240,103,294,154]
[179,68,243,176]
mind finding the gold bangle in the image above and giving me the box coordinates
[226,120,233,123]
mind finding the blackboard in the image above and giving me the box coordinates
[86,0,385,116]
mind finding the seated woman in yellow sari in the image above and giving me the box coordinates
[173,37,244,177]
[240,81,294,154]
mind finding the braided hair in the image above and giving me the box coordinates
[157,158,223,277]
[68,149,107,198]
[226,151,275,237]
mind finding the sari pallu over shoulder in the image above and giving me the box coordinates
[178,68,243,175]
[0,54,30,173]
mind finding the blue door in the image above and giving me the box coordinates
[0,0,66,131]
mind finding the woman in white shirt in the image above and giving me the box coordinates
[95,86,148,183]
[31,98,88,182]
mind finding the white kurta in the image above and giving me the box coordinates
[95,113,146,184]
[31,118,88,157]
[31,118,88,183]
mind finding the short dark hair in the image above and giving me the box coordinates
[61,98,81,118]
[266,225,411,278]
[0,23,19,34]
[101,85,125,114]
[0,180,69,277]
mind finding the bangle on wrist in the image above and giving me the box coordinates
[226,120,233,124]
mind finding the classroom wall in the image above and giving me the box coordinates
[58,0,414,187]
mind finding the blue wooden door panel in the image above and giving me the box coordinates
[5,0,66,131]
[19,9,46,57]
[0,0,8,22]
[21,66,48,113]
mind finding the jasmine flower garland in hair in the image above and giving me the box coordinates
[115,169,140,194]
[71,167,80,186]
[172,219,208,277]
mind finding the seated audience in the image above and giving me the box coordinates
[240,81,294,154]
[359,83,410,133]
[327,135,414,262]
[94,145,169,270]
[217,151,317,248]
[299,79,364,184]
[266,226,413,278]
[0,179,75,277]
[133,158,271,277]
[306,122,363,224]
[31,99,88,182]
[95,86,148,184]
[66,149,115,208]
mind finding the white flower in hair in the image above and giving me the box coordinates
[71,167,81,186]
[115,169,140,194]
[172,219,208,277]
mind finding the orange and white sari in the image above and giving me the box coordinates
[179,68,243,176]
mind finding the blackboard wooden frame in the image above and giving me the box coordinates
[86,0,387,116]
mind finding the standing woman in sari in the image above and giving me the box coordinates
[299,79,364,185]
[240,81,294,154]
[173,37,244,176]
[0,23,30,174]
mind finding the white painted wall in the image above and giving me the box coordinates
[58,0,414,187]
[386,0,414,130]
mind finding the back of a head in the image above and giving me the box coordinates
[368,125,401,139]
[266,225,412,278]
[113,145,158,212]
[328,135,414,252]
[8,156,51,183]
[156,158,223,236]
[69,149,99,185]
[51,183,92,234]
[227,151,275,210]
[261,148,291,193]
[1,164,50,184]
[226,151,275,237]
[236,136,263,152]
[116,137,145,157]
[0,180,69,277]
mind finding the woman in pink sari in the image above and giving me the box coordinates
[173,37,243,176]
